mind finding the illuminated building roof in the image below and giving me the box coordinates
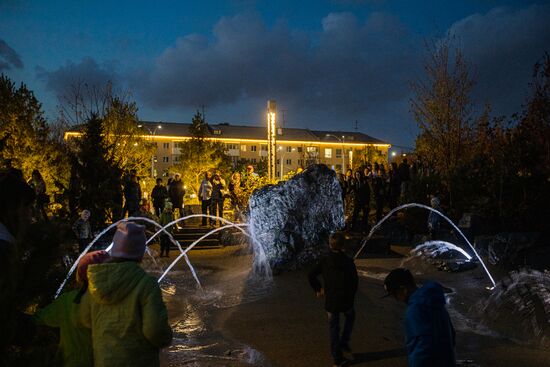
[66,121,390,146]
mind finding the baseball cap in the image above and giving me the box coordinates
[382,268,415,298]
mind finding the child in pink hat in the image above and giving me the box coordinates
[34,250,110,367]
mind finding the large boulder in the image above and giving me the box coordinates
[248,164,344,274]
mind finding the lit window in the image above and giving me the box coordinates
[241,145,247,152]
[213,129,222,135]
[325,148,332,158]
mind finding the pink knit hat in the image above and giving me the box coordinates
[109,222,147,260]
[76,250,110,284]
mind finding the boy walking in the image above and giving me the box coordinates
[308,232,358,367]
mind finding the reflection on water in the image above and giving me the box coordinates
[159,250,272,366]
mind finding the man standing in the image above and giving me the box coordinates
[123,173,141,217]
[198,172,213,226]
[168,173,185,220]
[308,232,358,367]
[151,178,168,217]
[210,171,226,227]
[383,268,456,367]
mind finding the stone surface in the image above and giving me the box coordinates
[248,164,344,273]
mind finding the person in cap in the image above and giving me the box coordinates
[34,251,110,367]
[383,268,456,367]
[308,232,358,367]
[78,222,172,367]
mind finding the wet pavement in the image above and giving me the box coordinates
[152,243,550,366]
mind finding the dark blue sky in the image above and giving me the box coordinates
[2,0,550,146]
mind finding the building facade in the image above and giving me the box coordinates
[66,121,391,177]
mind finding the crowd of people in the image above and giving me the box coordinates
[1,161,451,367]
[339,158,415,231]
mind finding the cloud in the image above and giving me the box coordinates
[34,4,550,146]
[0,38,23,71]
[131,12,420,122]
[36,57,118,99]
[448,4,550,115]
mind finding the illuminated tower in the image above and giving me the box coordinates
[267,100,277,181]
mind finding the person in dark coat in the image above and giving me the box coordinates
[168,173,185,219]
[388,162,401,210]
[398,158,411,202]
[350,171,370,231]
[372,164,387,221]
[151,178,168,217]
[309,232,358,367]
[123,174,142,217]
[210,171,226,226]
[29,169,48,221]
[198,172,213,226]
[383,268,456,367]
[0,168,36,363]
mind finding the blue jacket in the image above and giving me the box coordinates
[405,281,456,367]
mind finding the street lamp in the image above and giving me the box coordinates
[278,146,296,180]
[138,123,162,177]
[325,134,346,173]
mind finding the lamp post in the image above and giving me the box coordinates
[267,100,277,181]
[278,146,296,180]
[138,123,162,177]
[325,134,346,173]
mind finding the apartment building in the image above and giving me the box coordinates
[66,121,391,177]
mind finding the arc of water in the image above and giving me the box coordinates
[353,203,496,289]
[55,215,216,298]
[158,223,249,283]
[148,214,250,241]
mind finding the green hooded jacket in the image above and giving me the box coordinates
[79,262,172,367]
[34,289,93,367]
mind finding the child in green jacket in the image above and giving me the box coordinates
[34,250,110,367]
[78,222,172,367]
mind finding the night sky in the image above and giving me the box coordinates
[2,0,550,146]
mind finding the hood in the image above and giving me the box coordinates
[87,262,147,305]
[408,281,446,308]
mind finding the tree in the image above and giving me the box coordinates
[169,111,231,199]
[0,74,70,206]
[60,82,155,179]
[411,38,475,205]
[70,113,123,226]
